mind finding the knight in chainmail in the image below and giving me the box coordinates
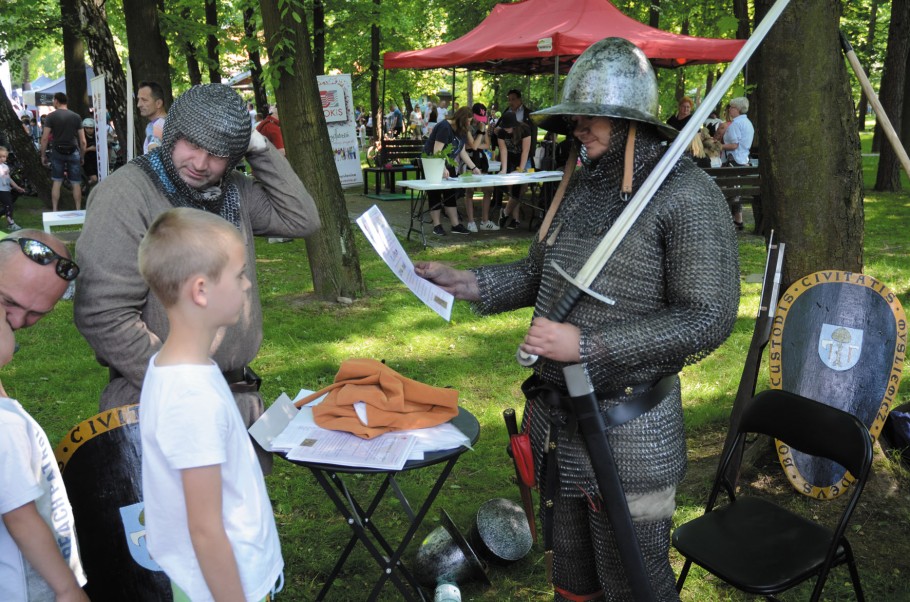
[415,38,739,600]
[75,84,320,470]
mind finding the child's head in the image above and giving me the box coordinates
[138,208,248,319]
[0,306,14,368]
[0,147,8,163]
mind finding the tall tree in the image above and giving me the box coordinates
[857,0,880,130]
[0,80,52,203]
[370,0,380,141]
[873,0,909,192]
[61,0,89,117]
[175,6,204,86]
[242,4,269,117]
[313,0,325,76]
[204,0,221,82]
[755,0,864,285]
[122,0,173,106]
[77,0,129,162]
[260,0,365,300]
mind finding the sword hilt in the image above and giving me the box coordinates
[516,283,584,367]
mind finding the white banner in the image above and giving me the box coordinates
[316,74,361,188]
[90,74,109,180]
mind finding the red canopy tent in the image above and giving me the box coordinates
[383,0,744,74]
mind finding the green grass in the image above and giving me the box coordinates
[5,156,910,600]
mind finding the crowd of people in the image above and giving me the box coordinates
[0,35,754,601]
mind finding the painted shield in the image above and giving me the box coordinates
[769,271,906,499]
[54,405,172,600]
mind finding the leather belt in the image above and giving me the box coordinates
[109,364,262,394]
[522,373,676,431]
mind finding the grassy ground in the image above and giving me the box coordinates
[5,140,910,600]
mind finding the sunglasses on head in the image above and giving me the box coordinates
[0,237,80,281]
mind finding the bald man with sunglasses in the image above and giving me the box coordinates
[0,231,79,330]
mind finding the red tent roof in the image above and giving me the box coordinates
[384,0,744,74]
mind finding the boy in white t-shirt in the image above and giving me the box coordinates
[138,208,283,602]
[0,304,89,602]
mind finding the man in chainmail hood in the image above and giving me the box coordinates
[75,83,320,470]
[417,38,739,600]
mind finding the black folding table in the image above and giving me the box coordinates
[281,408,480,601]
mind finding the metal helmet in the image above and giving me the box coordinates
[413,509,490,589]
[469,498,533,565]
[532,37,677,139]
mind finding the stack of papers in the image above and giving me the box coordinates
[249,390,472,471]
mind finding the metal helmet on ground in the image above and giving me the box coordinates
[469,498,533,565]
[413,509,490,588]
[532,37,677,139]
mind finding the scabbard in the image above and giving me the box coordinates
[563,364,656,601]
[504,408,538,544]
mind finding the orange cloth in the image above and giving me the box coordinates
[295,359,459,439]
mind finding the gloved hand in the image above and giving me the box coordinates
[247,129,269,155]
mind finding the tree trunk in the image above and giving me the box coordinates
[370,0,380,142]
[903,56,910,153]
[77,0,129,165]
[61,0,89,117]
[733,0,751,41]
[755,0,863,286]
[205,0,221,82]
[259,0,365,300]
[122,0,173,106]
[180,6,203,86]
[243,6,269,117]
[649,0,660,28]
[313,0,325,76]
[0,80,52,203]
[21,58,31,91]
[874,0,909,192]
[675,19,689,102]
[857,0,880,130]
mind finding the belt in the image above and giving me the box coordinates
[109,364,262,394]
[522,373,676,431]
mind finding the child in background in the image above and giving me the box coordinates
[0,147,26,231]
[0,305,89,601]
[138,208,283,602]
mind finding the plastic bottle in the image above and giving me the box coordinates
[434,581,461,602]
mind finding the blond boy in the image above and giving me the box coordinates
[138,208,282,602]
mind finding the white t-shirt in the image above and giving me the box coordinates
[143,116,165,154]
[0,397,86,601]
[140,357,282,602]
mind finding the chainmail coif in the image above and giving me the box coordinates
[133,84,251,227]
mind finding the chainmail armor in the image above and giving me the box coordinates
[133,84,251,228]
[472,119,739,599]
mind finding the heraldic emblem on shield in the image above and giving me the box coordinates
[818,324,864,371]
[119,502,163,571]
[769,271,907,500]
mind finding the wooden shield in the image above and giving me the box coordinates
[768,271,906,499]
[54,405,172,601]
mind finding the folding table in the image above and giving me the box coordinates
[398,172,564,246]
[281,408,480,601]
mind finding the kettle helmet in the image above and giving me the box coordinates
[532,37,677,139]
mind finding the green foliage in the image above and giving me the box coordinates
[421,142,455,166]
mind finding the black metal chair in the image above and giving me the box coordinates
[673,389,872,601]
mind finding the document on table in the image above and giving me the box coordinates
[356,205,454,321]
[285,428,418,471]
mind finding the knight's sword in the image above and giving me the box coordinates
[518,0,792,367]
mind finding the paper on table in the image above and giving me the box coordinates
[285,428,418,471]
[356,205,454,321]
[248,393,299,451]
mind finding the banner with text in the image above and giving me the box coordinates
[90,74,110,181]
[317,74,361,188]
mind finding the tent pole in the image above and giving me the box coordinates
[452,69,456,104]
[380,68,387,139]
[553,56,559,104]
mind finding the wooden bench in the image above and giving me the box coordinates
[703,165,763,233]
[362,139,425,195]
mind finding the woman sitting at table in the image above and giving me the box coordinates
[494,112,532,229]
[423,107,477,236]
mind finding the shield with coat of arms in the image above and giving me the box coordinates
[769,271,906,499]
[55,405,172,600]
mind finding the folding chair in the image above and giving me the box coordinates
[673,389,872,601]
